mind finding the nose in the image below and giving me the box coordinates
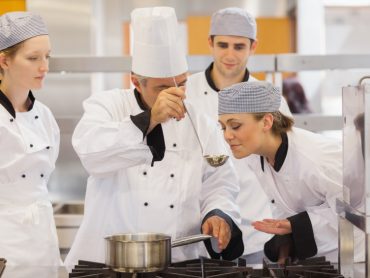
[223,127,234,142]
[224,47,236,61]
[39,58,49,73]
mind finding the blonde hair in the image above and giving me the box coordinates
[0,41,24,75]
[253,111,294,136]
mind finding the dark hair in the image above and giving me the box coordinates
[253,111,294,136]
[0,41,24,75]
[210,35,255,48]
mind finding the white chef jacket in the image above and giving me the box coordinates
[0,91,61,266]
[186,68,282,256]
[64,88,241,267]
[246,127,342,262]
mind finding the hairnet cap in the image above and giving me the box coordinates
[218,81,281,115]
[0,12,48,51]
[131,7,188,78]
[209,7,257,40]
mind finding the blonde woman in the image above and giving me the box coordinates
[218,81,342,264]
[0,12,60,266]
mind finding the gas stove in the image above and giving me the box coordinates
[69,256,343,278]
[0,258,6,278]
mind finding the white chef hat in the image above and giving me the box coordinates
[209,7,257,40]
[0,11,48,51]
[218,81,281,115]
[131,7,188,78]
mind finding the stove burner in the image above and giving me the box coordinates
[261,256,344,278]
[69,258,252,278]
[0,258,6,278]
[69,256,343,278]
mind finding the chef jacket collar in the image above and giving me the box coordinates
[205,62,250,92]
[260,132,288,172]
[0,89,35,118]
[134,88,149,111]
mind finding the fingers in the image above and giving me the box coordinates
[151,90,186,124]
[203,216,231,250]
[218,220,231,250]
[202,220,211,235]
[252,219,291,235]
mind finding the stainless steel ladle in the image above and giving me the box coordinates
[173,78,229,167]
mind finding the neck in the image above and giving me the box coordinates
[260,133,282,167]
[210,67,245,90]
[0,79,30,112]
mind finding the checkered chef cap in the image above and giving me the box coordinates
[218,81,281,115]
[0,11,48,51]
[209,7,257,40]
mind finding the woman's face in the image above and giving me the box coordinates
[219,113,265,159]
[3,35,51,90]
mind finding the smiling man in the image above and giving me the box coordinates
[186,7,293,263]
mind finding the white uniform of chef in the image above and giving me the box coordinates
[0,92,61,266]
[186,69,292,259]
[64,88,241,266]
[246,127,341,262]
[64,7,241,268]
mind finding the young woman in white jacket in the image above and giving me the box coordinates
[218,81,343,264]
[0,12,60,266]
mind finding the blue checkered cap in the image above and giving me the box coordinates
[218,81,281,115]
[209,7,256,40]
[0,12,48,51]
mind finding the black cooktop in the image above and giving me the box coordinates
[69,256,343,278]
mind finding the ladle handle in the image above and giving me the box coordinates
[182,100,204,155]
[172,77,204,155]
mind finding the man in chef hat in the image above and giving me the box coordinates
[185,7,294,264]
[65,7,243,267]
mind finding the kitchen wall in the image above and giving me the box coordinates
[23,0,370,202]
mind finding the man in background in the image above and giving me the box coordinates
[186,7,292,263]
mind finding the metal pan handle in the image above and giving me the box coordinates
[171,234,212,248]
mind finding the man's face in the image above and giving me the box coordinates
[209,35,256,79]
[132,73,187,108]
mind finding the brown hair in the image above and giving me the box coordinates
[253,111,294,136]
[0,41,24,75]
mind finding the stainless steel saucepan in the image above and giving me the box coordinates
[105,233,212,273]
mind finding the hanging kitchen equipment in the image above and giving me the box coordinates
[172,78,229,167]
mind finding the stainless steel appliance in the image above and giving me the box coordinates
[338,76,370,277]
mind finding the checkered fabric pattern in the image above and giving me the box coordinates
[218,81,281,115]
[0,12,48,51]
[209,7,257,40]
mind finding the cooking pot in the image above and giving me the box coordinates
[105,233,212,273]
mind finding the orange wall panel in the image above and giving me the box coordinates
[0,0,26,15]
[255,17,295,54]
[187,16,211,55]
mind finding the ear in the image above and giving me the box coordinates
[131,75,142,93]
[250,39,258,55]
[0,53,9,71]
[262,113,274,132]
[208,36,214,51]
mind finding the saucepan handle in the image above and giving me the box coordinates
[171,234,212,248]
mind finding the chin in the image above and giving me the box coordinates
[232,150,249,159]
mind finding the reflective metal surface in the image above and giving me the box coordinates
[104,233,212,273]
[105,233,171,273]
